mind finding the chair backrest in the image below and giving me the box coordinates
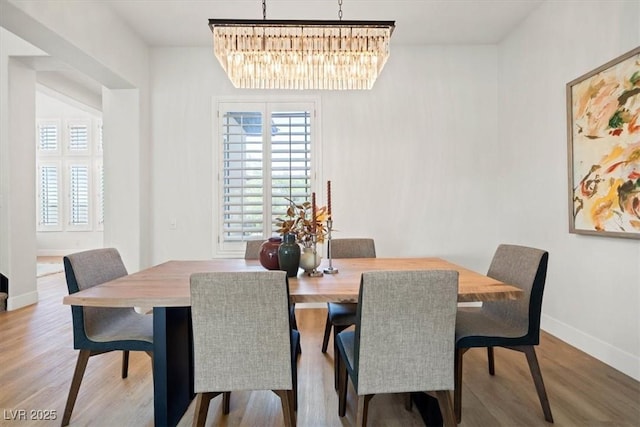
[329,238,376,259]
[244,240,263,260]
[190,271,293,393]
[352,270,459,395]
[483,244,549,343]
[63,248,132,347]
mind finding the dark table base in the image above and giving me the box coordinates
[153,307,195,427]
[411,392,443,427]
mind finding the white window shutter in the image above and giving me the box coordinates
[69,124,89,152]
[37,121,59,153]
[217,101,315,253]
[69,164,90,228]
[37,163,61,230]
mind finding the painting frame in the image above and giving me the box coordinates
[567,46,640,240]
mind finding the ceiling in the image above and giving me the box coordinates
[107,0,544,47]
[30,0,544,106]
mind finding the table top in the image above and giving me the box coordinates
[62,257,522,308]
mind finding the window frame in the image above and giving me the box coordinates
[212,97,322,258]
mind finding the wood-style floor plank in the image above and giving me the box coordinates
[0,270,638,426]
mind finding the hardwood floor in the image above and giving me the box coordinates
[0,271,638,426]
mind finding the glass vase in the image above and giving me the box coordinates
[299,246,322,273]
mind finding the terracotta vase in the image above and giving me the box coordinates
[259,237,282,270]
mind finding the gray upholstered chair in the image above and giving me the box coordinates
[336,270,459,427]
[321,238,376,388]
[245,238,301,350]
[321,238,376,354]
[454,244,553,423]
[190,271,298,427]
[62,248,153,426]
[244,239,263,260]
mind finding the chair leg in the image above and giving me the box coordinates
[222,392,231,415]
[291,331,300,411]
[192,392,216,427]
[61,349,91,426]
[487,346,495,375]
[454,347,467,424]
[521,346,554,423]
[338,352,348,417]
[292,366,298,411]
[321,308,332,353]
[121,350,130,378]
[434,390,456,427]
[405,393,413,411]
[356,394,374,427]
[273,390,296,427]
[333,325,349,390]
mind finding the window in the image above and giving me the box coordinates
[36,118,102,232]
[69,163,90,228]
[37,162,61,231]
[216,100,319,255]
[37,122,59,153]
[96,161,104,230]
[66,121,90,154]
[69,124,89,151]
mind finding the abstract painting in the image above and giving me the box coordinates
[567,47,640,239]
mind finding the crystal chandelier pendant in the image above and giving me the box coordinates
[209,19,395,90]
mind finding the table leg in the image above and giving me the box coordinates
[153,307,194,427]
[411,392,443,427]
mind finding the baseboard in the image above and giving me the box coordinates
[37,249,74,257]
[541,313,639,381]
[7,290,39,311]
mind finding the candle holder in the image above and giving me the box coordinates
[308,234,324,277]
[323,219,339,274]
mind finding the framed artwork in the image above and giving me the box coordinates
[567,46,640,239]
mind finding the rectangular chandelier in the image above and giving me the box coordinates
[208,19,395,90]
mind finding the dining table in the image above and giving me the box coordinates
[63,257,522,427]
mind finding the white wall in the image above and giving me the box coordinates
[1,0,150,307]
[4,58,38,310]
[149,45,502,269]
[0,28,47,309]
[498,0,640,380]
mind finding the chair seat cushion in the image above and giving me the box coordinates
[328,303,357,325]
[456,307,528,348]
[86,308,153,344]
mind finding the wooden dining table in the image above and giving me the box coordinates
[63,257,522,427]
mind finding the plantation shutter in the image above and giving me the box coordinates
[270,111,312,221]
[69,164,90,227]
[218,102,314,247]
[97,122,103,153]
[38,164,60,229]
[38,123,58,152]
[97,163,104,228]
[69,124,89,152]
